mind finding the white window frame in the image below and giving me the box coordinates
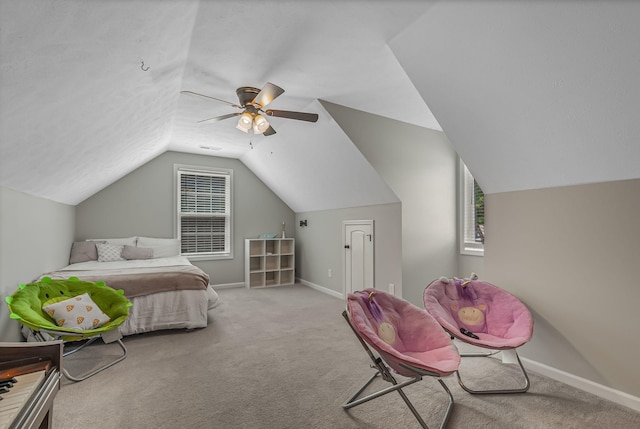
[174,164,233,261]
[459,159,484,256]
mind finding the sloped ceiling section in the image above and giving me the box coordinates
[390,1,640,194]
[170,0,441,157]
[1,0,439,210]
[240,101,399,213]
[0,1,199,204]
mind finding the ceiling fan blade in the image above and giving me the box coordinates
[181,90,242,109]
[252,82,285,109]
[265,109,319,123]
[263,125,276,136]
[197,112,241,124]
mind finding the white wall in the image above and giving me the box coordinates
[321,101,458,306]
[295,203,402,297]
[0,186,75,342]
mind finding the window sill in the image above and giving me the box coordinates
[183,253,233,262]
[460,246,484,257]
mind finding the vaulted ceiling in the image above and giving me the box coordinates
[391,1,640,195]
[2,1,639,211]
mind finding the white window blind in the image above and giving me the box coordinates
[177,166,232,259]
[460,161,485,255]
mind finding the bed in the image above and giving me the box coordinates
[34,236,220,337]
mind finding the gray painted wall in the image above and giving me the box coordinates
[486,178,640,397]
[458,253,484,280]
[321,101,459,306]
[0,186,75,342]
[75,151,295,285]
[295,203,402,297]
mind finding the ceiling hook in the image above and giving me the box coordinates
[141,61,150,72]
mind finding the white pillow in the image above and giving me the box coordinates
[43,293,110,330]
[96,243,125,262]
[87,237,137,246]
[136,237,180,258]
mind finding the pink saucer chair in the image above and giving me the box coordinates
[343,289,461,429]
[423,275,533,394]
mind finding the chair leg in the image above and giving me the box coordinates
[343,369,454,429]
[435,379,455,429]
[343,371,383,407]
[456,348,530,394]
[62,336,99,357]
[343,372,423,410]
[342,311,455,429]
[393,376,455,429]
[61,338,128,382]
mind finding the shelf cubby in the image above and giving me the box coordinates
[280,255,293,269]
[280,269,294,285]
[249,272,265,288]
[265,271,280,286]
[249,240,264,256]
[249,257,264,272]
[280,239,293,254]
[265,255,279,270]
[245,238,295,288]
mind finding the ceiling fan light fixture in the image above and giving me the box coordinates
[236,112,253,133]
[184,83,317,137]
[253,114,270,134]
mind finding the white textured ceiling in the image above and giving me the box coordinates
[3,1,639,211]
[390,0,640,194]
[0,0,437,209]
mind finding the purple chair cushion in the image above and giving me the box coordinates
[347,288,460,377]
[424,278,533,350]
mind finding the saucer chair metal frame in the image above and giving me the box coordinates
[6,277,132,382]
[424,277,533,395]
[343,289,461,429]
[31,327,128,382]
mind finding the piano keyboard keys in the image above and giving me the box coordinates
[0,370,46,429]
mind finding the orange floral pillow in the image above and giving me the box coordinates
[43,293,110,330]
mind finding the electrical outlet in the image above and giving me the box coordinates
[389,283,395,294]
[328,269,332,278]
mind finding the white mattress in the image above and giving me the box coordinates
[120,286,220,336]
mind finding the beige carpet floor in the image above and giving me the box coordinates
[53,284,640,428]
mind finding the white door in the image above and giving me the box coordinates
[343,220,374,296]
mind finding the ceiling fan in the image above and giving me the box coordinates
[181,82,319,136]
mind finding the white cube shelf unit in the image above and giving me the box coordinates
[244,238,295,288]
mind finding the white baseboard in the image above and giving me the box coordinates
[521,357,640,413]
[211,282,244,290]
[297,278,345,300]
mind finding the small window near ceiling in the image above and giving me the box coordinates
[460,160,485,256]
[175,165,233,260]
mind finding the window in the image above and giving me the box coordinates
[175,165,232,260]
[460,160,485,256]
